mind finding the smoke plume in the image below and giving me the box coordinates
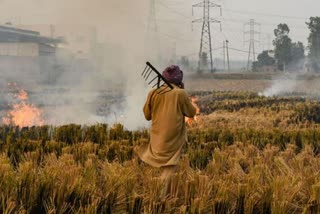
[259,73,298,97]
[259,59,310,97]
[0,0,168,130]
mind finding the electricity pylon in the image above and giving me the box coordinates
[192,0,222,73]
[146,0,159,62]
[244,19,260,71]
[147,0,157,32]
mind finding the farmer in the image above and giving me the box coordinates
[137,65,196,195]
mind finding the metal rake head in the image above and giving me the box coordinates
[142,62,174,94]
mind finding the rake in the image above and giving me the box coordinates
[141,62,174,94]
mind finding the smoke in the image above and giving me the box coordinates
[259,58,310,97]
[259,73,298,97]
[0,0,170,130]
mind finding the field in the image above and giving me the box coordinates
[185,72,320,93]
[2,75,320,213]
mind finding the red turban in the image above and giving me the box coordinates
[162,65,183,85]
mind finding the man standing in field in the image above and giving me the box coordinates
[137,65,196,195]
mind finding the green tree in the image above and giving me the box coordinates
[199,52,208,73]
[273,24,292,71]
[306,17,320,71]
[252,51,275,71]
[291,42,305,62]
[180,56,190,68]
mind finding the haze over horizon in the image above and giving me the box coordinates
[0,0,316,62]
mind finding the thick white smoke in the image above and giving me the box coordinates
[259,73,298,97]
[259,59,311,97]
[0,0,170,130]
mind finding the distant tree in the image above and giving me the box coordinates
[180,56,190,68]
[251,61,259,71]
[258,51,275,66]
[252,50,275,71]
[273,24,292,71]
[291,41,305,62]
[199,52,208,73]
[306,17,320,71]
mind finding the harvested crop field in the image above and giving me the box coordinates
[2,90,320,213]
[185,72,320,93]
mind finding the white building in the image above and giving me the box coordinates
[0,25,61,56]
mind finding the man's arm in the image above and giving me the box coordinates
[180,90,196,118]
[143,90,155,121]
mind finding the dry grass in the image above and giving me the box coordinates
[1,91,320,213]
[0,141,320,213]
[202,107,294,130]
[185,73,320,93]
[185,79,271,92]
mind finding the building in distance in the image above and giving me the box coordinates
[0,24,63,57]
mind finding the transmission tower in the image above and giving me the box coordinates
[267,33,272,50]
[192,0,222,73]
[146,0,159,62]
[244,19,260,71]
[147,0,157,32]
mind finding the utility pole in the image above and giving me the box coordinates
[223,40,226,71]
[226,40,230,72]
[244,19,260,71]
[172,42,177,63]
[192,0,222,73]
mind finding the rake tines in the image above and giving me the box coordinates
[141,62,174,94]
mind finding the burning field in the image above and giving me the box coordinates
[1,72,320,129]
[1,0,320,211]
[1,66,320,213]
[0,82,127,128]
[2,83,44,127]
[1,89,320,213]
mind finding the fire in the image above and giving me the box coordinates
[16,89,28,100]
[3,84,44,127]
[185,97,200,127]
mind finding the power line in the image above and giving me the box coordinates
[222,17,307,29]
[156,19,186,23]
[157,1,192,19]
[147,25,197,42]
[224,8,308,21]
[178,46,223,60]
[145,1,310,64]
[228,47,250,54]
[155,2,309,30]
[157,1,309,21]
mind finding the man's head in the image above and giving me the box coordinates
[162,65,183,86]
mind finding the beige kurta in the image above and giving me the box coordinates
[137,84,196,168]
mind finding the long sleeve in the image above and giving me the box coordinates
[180,90,196,118]
[143,90,155,121]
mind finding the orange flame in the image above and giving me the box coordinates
[3,84,44,127]
[185,97,200,127]
[15,89,28,100]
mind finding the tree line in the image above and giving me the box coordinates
[253,17,320,72]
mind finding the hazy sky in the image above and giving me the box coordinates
[153,0,317,61]
[0,0,317,61]
[0,0,316,128]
